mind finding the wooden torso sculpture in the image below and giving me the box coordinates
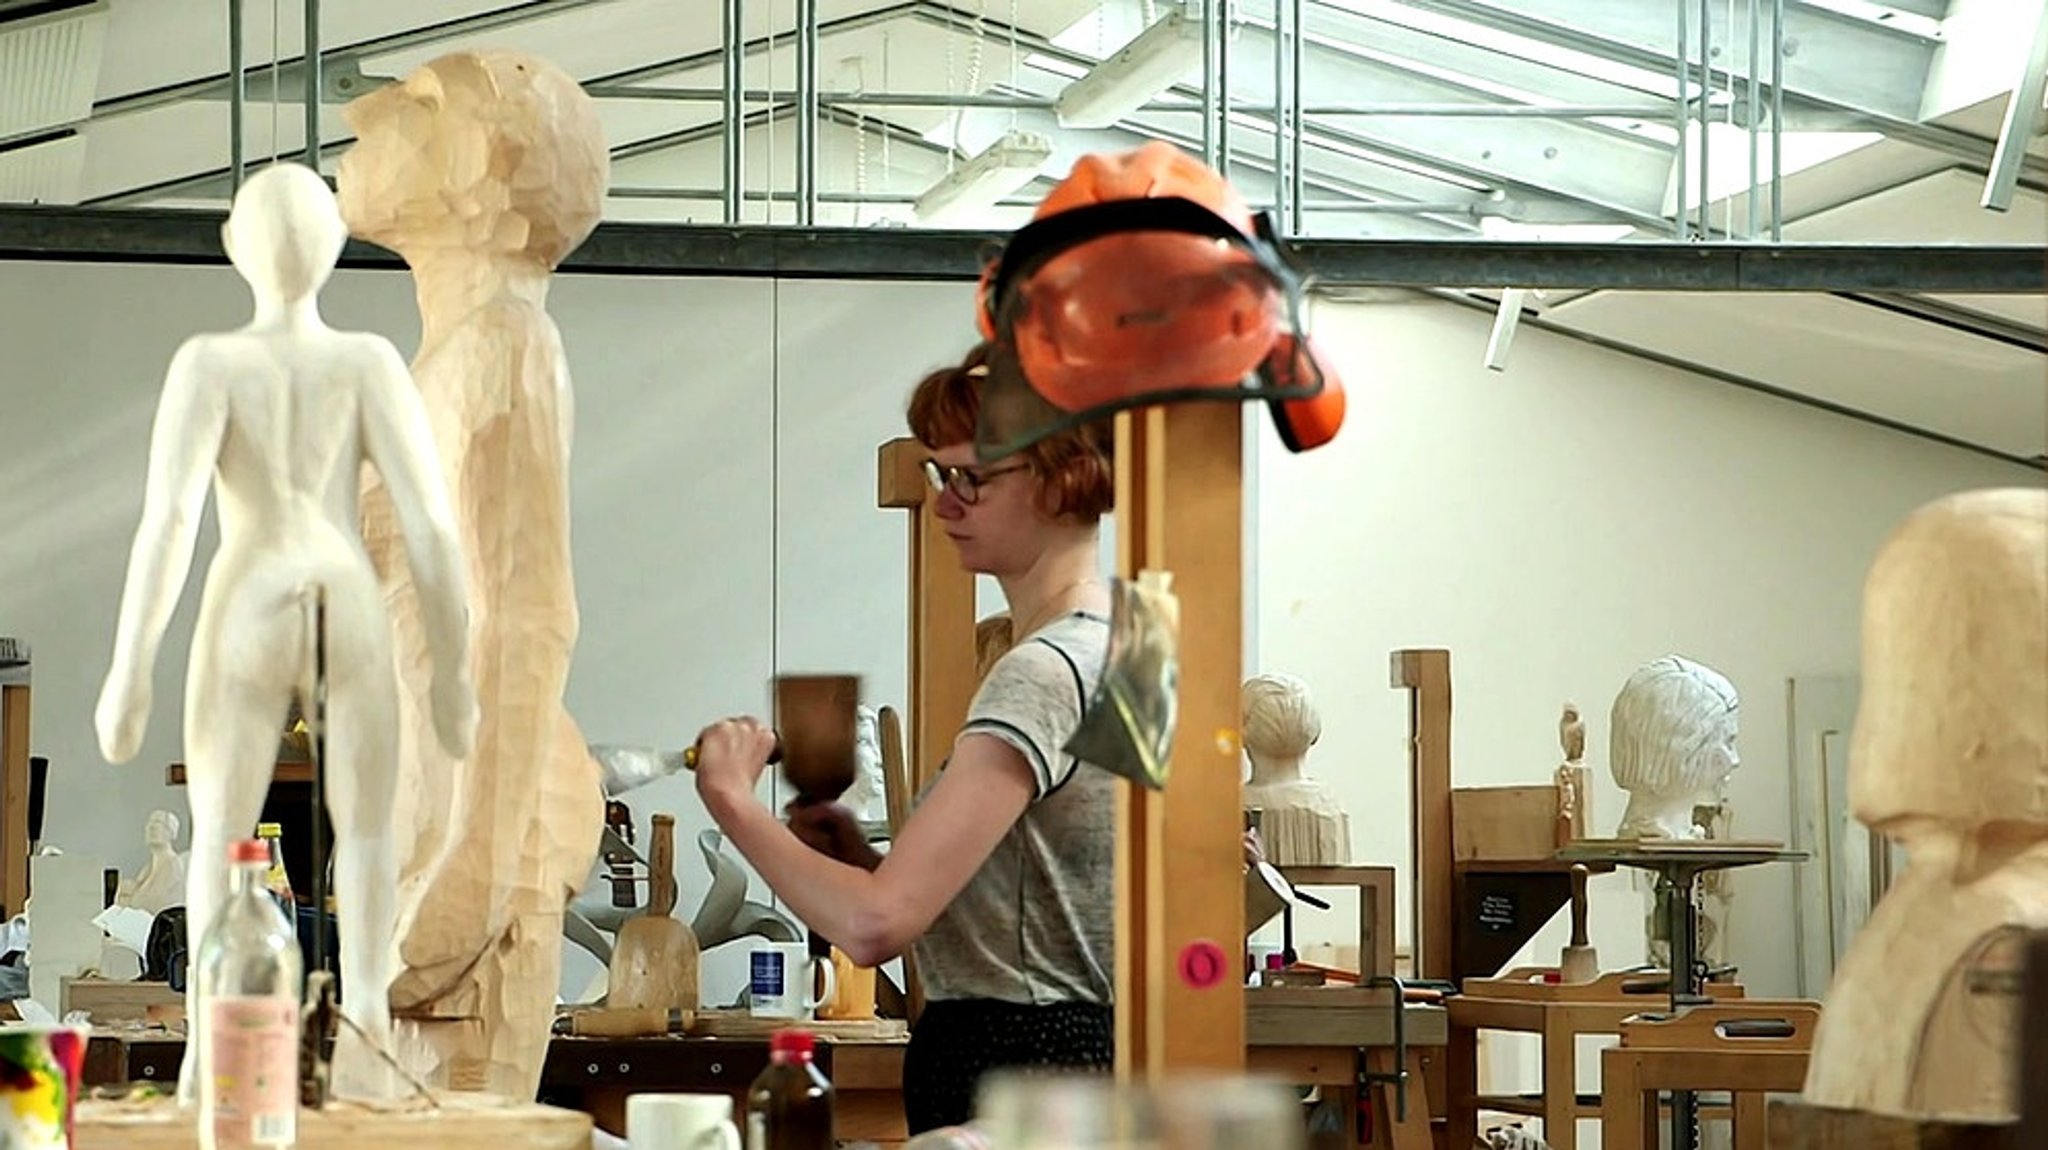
[1240,673,1350,866]
[336,50,608,1098]
[1802,488,2048,1121]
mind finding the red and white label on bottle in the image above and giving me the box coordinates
[207,996,298,1147]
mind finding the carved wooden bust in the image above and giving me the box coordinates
[1803,487,2048,1121]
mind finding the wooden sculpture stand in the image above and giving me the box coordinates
[73,1094,590,1150]
[1600,1001,1819,1150]
[1446,968,1747,1150]
[0,667,29,918]
[1390,648,1611,983]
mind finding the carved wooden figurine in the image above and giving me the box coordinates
[1802,487,2048,1121]
[1607,656,1739,840]
[94,161,476,1102]
[1554,702,1590,844]
[336,49,608,1098]
[1240,672,1350,865]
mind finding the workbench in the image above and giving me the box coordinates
[82,1028,912,1146]
[86,994,1447,1149]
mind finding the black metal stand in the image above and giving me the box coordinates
[1558,842,1807,1150]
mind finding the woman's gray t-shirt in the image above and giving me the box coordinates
[910,611,1117,1006]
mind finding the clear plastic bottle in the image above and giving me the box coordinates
[196,838,303,1149]
[744,1028,833,1150]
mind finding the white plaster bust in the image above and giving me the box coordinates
[116,809,189,916]
[1241,672,1350,865]
[1804,487,2048,1121]
[1607,655,1739,840]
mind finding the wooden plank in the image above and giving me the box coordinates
[1114,403,1245,1077]
[0,683,29,918]
[1767,1101,2018,1150]
[1452,786,1564,862]
[1280,864,1397,980]
[76,1095,591,1150]
[1390,649,1453,981]
[876,437,977,796]
[1245,994,1449,1047]
[166,761,316,786]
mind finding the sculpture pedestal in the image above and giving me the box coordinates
[1767,1099,2017,1150]
[75,1093,591,1150]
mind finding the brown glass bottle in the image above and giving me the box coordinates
[745,1028,834,1150]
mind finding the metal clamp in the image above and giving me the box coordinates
[1360,974,1409,1121]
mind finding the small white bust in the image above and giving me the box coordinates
[1241,672,1350,865]
[116,809,189,916]
[1607,656,1740,840]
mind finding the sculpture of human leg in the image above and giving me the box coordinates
[319,604,405,1100]
[176,598,296,1107]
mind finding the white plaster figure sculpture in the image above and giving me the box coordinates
[1803,488,2048,1121]
[115,810,189,916]
[843,705,887,823]
[93,161,476,1102]
[1240,673,1351,866]
[1607,656,1740,840]
[337,49,608,1098]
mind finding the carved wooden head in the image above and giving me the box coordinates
[1242,672,1322,761]
[1850,488,2048,831]
[1607,655,1740,800]
[334,50,607,268]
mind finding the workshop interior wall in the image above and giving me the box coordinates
[0,263,2034,1022]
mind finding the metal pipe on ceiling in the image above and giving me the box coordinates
[723,0,743,224]
[304,0,320,169]
[228,0,244,191]
[1696,0,1711,243]
[1274,0,1297,232]
[795,0,818,226]
[1673,0,1690,240]
[1202,0,1222,169]
[1771,0,1784,240]
[1218,0,1233,182]
[1747,0,1760,238]
[1291,0,1304,235]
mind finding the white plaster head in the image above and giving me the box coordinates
[220,162,347,303]
[144,808,180,849]
[1849,488,2048,833]
[1609,655,1740,838]
[335,50,608,267]
[1242,673,1322,763]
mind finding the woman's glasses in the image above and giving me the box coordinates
[922,458,1028,505]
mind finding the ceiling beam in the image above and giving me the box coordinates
[2,202,2040,293]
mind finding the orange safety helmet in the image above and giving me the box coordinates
[974,141,1347,457]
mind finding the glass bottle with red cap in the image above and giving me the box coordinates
[195,837,303,1149]
[744,1027,833,1150]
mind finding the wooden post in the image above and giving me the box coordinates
[0,681,30,918]
[1392,649,1453,982]
[1114,403,1246,1076]
[877,437,978,794]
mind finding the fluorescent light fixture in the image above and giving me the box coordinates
[1483,288,1529,373]
[1054,8,1204,129]
[913,129,1055,225]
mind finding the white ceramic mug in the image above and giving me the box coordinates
[748,942,837,1020]
[627,1092,741,1150]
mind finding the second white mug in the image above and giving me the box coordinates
[748,942,837,1020]
[627,1092,740,1150]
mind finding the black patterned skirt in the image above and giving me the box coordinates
[901,998,1115,1133]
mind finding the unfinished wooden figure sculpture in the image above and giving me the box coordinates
[1803,488,2048,1121]
[337,50,607,1098]
[1241,672,1351,865]
[1607,656,1739,840]
[94,161,475,1102]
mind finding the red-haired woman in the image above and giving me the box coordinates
[692,342,1118,1133]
